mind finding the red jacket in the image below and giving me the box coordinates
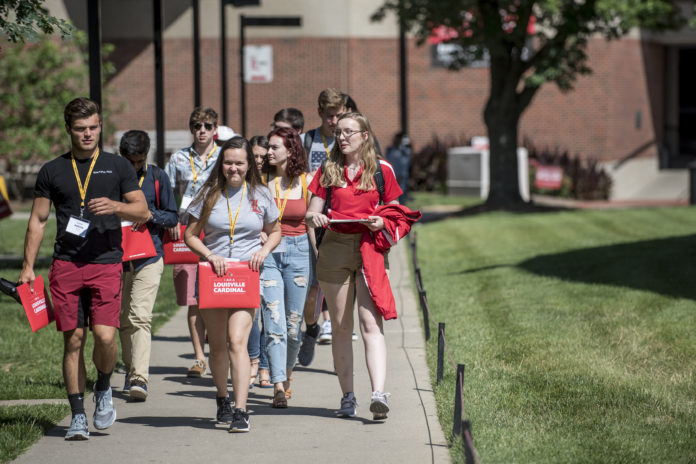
[328,205,421,320]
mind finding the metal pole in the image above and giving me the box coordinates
[453,364,465,437]
[437,322,445,385]
[153,0,165,167]
[193,0,201,108]
[420,289,430,341]
[239,15,246,136]
[220,0,228,124]
[399,19,408,135]
[462,420,475,464]
[87,0,102,111]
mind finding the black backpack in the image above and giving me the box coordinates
[315,158,385,247]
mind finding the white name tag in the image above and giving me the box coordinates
[180,194,193,212]
[66,215,90,238]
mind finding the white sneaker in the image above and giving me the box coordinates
[318,320,332,344]
[352,332,358,341]
[369,391,391,420]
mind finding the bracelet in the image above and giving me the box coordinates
[205,253,214,260]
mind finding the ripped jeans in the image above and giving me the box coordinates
[261,233,312,384]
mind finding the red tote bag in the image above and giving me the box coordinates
[121,221,157,262]
[198,260,260,309]
[163,224,202,264]
[17,275,54,332]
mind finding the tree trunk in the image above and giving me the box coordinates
[484,95,525,208]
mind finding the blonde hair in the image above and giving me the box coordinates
[320,112,378,191]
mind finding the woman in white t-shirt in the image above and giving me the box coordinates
[185,136,281,433]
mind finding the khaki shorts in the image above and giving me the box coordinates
[316,230,388,285]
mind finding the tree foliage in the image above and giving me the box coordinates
[0,31,116,164]
[0,0,73,43]
[373,0,691,206]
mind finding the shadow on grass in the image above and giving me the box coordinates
[420,202,569,224]
[519,234,696,301]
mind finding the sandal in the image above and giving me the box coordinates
[272,390,287,408]
[258,368,273,388]
[283,378,293,399]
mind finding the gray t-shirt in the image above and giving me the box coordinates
[188,183,279,261]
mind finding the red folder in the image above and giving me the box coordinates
[121,221,157,262]
[163,225,201,265]
[198,261,260,309]
[17,275,54,332]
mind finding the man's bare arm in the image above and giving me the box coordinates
[18,197,51,287]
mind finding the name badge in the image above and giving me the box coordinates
[273,236,287,254]
[66,215,90,238]
[180,194,193,212]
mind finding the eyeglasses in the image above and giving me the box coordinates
[193,122,214,131]
[334,129,365,139]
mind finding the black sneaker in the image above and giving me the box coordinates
[216,396,233,423]
[229,408,250,433]
[0,278,21,303]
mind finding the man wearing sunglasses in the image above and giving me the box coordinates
[164,107,221,378]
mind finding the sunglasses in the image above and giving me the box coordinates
[193,122,214,131]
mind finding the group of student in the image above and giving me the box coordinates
[18,88,418,440]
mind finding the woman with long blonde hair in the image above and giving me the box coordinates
[305,112,403,420]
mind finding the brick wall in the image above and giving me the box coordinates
[105,35,659,162]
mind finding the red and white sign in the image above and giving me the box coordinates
[163,225,201,265]
[244,45,273,83]
[17,275,54,332]
[121,221,157,262]
[534,165,564,190]
[198,261,260,309]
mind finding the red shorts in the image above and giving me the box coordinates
[49,259,123,331]
[173,263,198,306]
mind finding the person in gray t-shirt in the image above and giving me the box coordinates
[185,136,281,432]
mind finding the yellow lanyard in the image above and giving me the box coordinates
[320,133,332,158]
[71,148,100,216]
[224,182,246,254]
[274,176,292,223]
[138,163,148,188]
[189,145,216,189]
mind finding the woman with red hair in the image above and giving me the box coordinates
[260,127,313,408]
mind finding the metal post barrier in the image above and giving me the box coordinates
[453,364,465,437]
[420,289,430,341]
[415,267,422,292]
[462,420,475,464]
[437,322,445,385]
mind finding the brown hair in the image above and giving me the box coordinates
[64,97,101,127]
[190,136,264,225]
[317,88,345,113]
[188,107,218,131]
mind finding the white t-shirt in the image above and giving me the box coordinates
[187,184,279,261]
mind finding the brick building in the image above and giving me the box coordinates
[46,0,695,200]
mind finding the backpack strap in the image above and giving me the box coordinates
[152,165,161,209]
[303,129,315,162]
[374,161,385,204]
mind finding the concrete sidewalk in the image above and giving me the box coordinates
[14,242,450,464]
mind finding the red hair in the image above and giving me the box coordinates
[267,127,307,178]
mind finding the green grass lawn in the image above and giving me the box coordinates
[0,218,179,462]
[415,206,696,463]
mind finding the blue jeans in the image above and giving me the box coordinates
[261,234,311,384]
[247,308,268,370]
